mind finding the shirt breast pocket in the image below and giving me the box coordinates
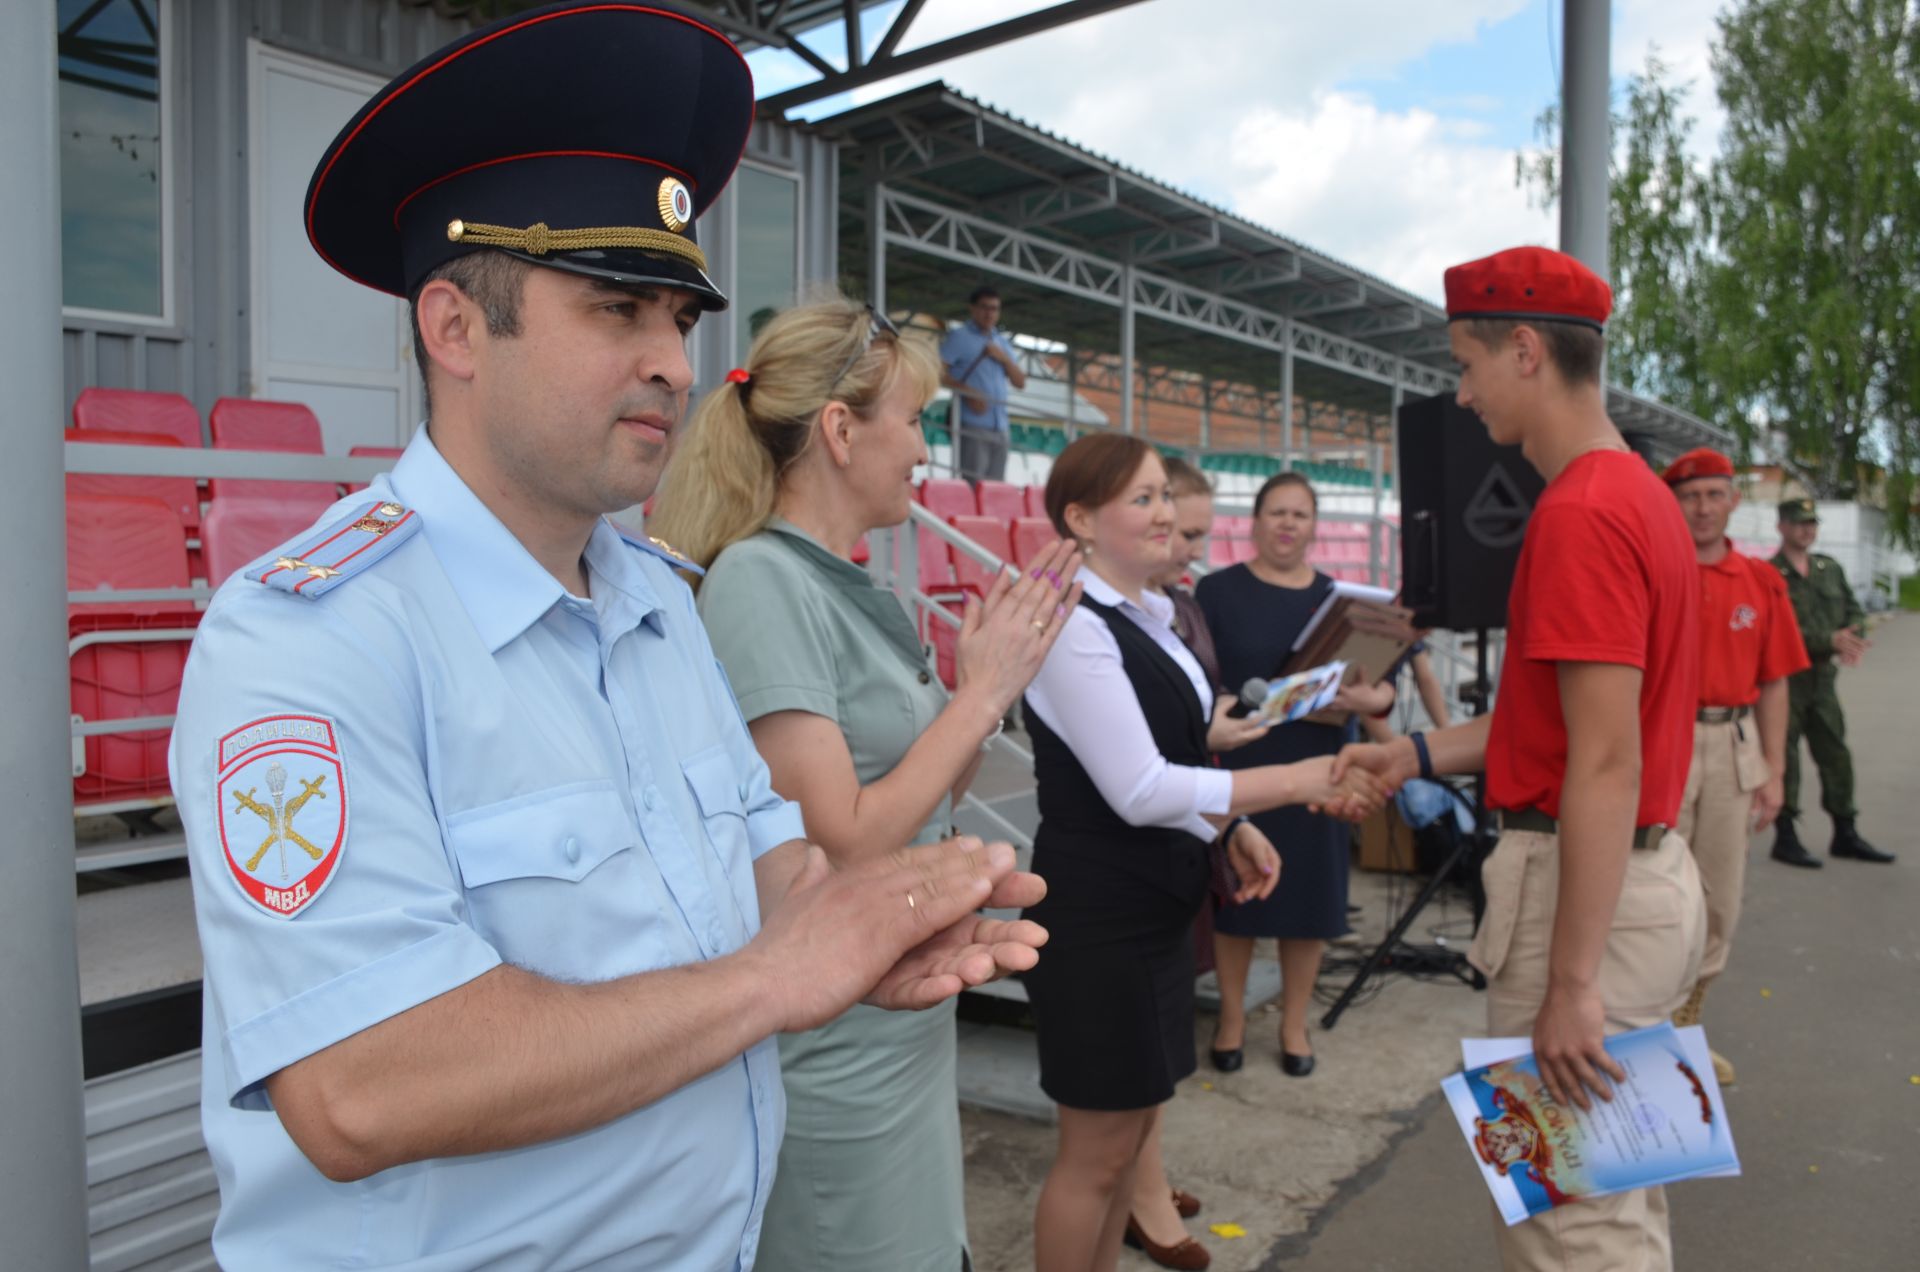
[446,782,687,978]
[682,745,754,879]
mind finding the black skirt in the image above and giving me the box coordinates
[1020,825,1211,1111]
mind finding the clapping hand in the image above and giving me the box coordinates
[954,538,1084,715]
[757,837,1048,1031]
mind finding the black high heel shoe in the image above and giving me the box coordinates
[1279,1050,1315,1077]
[1209,1044,1244,1072]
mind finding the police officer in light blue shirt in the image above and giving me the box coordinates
[938,285,1028,482]
[169,6,1046,1269]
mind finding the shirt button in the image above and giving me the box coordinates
[563,836,581,864]
[643,788,659,811]
[918,670,932,685]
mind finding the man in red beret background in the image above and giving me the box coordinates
[1334,245,1706,1270]
[1662,448,1808,1088]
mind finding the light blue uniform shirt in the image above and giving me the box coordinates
[169,428,802,1271]
[938,320,1016,434]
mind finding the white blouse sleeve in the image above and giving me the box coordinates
[1023,608,1233,841]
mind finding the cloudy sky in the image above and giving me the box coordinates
[749,0,1729,304]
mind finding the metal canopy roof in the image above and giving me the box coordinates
[824,81,1732,458]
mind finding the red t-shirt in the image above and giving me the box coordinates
[1486,450,1699,827]
[1696,543,1811,706]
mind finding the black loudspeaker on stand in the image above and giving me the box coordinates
[1395,393,1544,631]
[1320,392,1543,1029]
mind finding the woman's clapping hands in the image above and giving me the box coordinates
[953,538,1084,715]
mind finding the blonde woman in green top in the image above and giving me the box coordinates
[649,297,1082,1272]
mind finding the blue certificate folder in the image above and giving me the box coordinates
[1442,1023,1741,1225]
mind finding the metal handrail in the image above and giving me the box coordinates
[65,442,395,482]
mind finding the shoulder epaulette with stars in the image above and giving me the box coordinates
[244,498,422,598]
[614,523,705,577]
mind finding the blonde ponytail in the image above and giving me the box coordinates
[650,294,939,582]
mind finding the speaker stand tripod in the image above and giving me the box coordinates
[1320,629,1494,1030]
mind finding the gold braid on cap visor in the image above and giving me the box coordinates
[446,219,707,272]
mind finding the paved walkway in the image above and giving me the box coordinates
[962,613,1920,1271]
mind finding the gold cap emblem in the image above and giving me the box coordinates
[658,177,694,233]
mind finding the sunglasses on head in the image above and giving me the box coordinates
[830,304,901,388]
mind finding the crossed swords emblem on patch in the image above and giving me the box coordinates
[231,759,330,880]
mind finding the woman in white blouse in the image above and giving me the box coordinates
[1018,434,1386,1272]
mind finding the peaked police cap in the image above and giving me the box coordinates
[304,1,753,310]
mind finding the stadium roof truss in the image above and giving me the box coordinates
[824,82,1732,460]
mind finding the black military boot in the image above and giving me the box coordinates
[1771,817,1822,869]
[1830,817,1895,863]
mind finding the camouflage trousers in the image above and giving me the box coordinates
[1783,661,1855,820]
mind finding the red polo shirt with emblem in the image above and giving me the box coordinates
[1695,543,1810,706]
[1487,450,1700,828]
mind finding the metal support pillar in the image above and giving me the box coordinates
[1065,351,1079,438]
[1119,265,1136,434]
[1278,331,1295,469]
[867,180,889,313]
[1199,384,1211,450]
[1560,0,1611,280]
[0,5,91,1265]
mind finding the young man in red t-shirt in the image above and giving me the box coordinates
[1335,246,1707,1271]
[1662,448,1809,1090]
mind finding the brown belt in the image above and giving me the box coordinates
[1501,807,1668,850]
[1696,705,1753,724]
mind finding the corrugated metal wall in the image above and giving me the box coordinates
[85,1051,215,1272]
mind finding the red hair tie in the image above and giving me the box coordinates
[725,367,752,386]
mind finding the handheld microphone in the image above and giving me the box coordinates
[1227,677,1270,719]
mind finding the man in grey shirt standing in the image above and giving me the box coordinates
[940,286,1027,482]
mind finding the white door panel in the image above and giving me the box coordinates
[249,44,417,451]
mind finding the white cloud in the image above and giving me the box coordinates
[1225,92,1553,302]
[1612,0,1729,160]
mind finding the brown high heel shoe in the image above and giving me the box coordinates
[1172,1187,1202,1219]
[1124,1215,1211,1270]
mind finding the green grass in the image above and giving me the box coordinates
[1899,575,1920,611]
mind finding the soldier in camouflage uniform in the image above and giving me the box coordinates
[1769,498,1895,866]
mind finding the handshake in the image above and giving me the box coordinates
[1306,736,1425,823]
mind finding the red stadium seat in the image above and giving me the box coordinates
[1231,537,1258,564]
[976,479,1025,520]
[914,478,975,590]
[930,609,961,689]
[346,444,406,494]
[65,428,201,530]
[72,387,203,449]
[1210,515,1251,567]
[1010,516,1060,570]
[201,493,340,588]
[66,494,201,807]
[947,514,1012,596]
[1025,485,1048,518]
[208,397,338,503]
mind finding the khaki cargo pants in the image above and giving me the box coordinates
[1675,717,1771,984]
[1467,828,1707,1272]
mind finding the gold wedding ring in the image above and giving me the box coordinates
[1031,618,1048,631]
[906,890,916,911]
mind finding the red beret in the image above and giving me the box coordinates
[1661,447,1735,486]
[1443,246,1612,331]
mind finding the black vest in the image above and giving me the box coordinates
[1025,596,1212,846]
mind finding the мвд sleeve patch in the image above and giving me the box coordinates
[215,714,350,918]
